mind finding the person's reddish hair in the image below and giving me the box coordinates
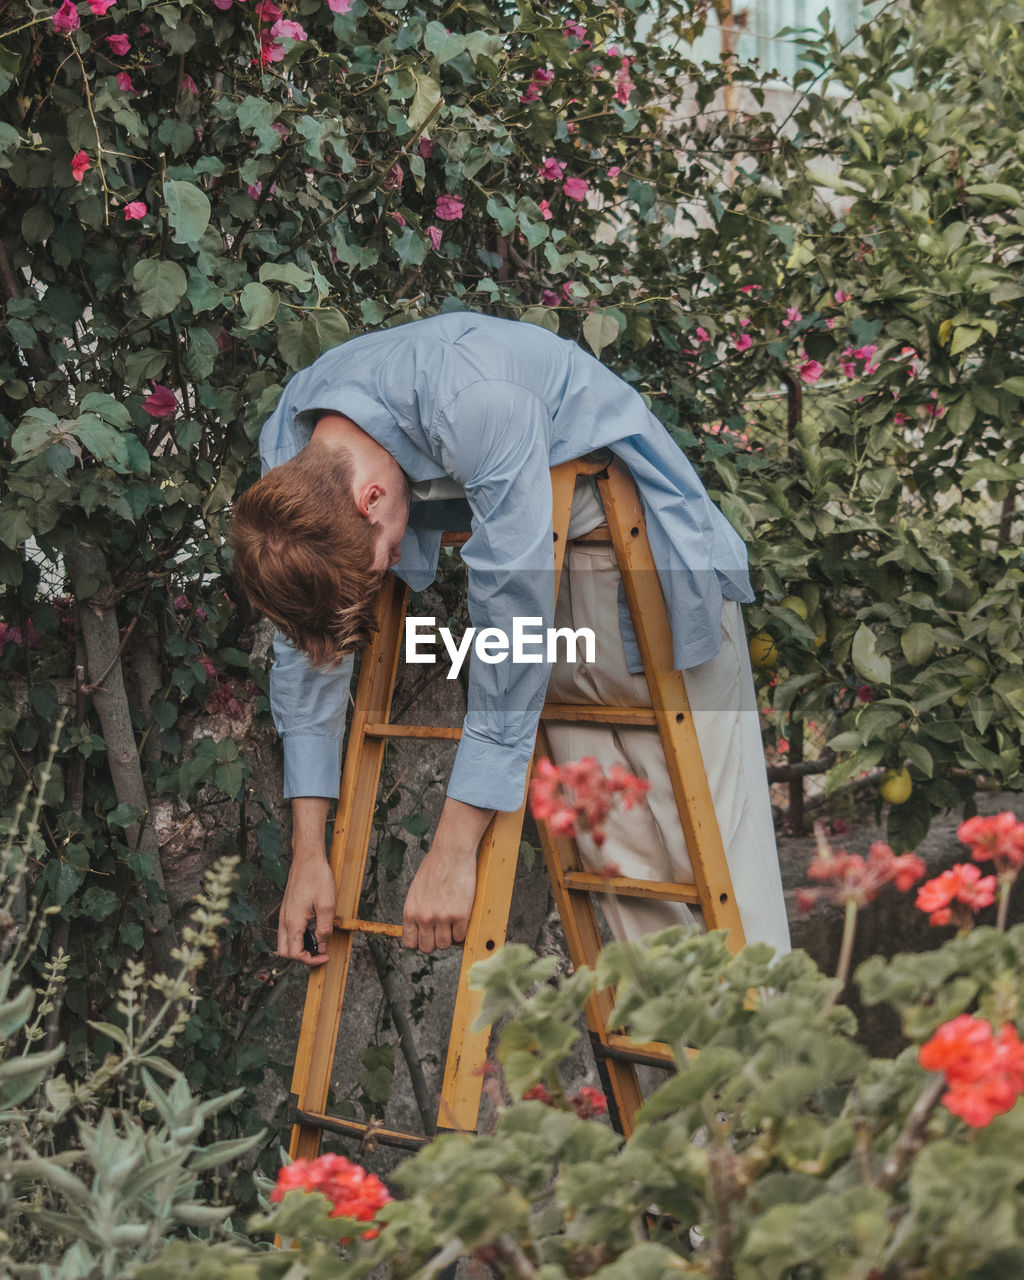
[230,443,383,667]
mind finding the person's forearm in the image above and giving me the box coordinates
[292,796,331,860]
[434,796,496,856]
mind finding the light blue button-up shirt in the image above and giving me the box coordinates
[258,312,754,811]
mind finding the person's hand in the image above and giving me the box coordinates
[279,797,335,966]
[402,798,495,953]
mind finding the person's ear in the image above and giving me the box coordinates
[354,481,385,519]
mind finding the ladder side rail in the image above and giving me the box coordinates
[288,573,410,1159]
[595,464,746,949]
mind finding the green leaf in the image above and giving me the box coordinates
[408,73,442,133]
[825,742,885,796]
[851,624,891,686]
[950,325,982,356]
[965,182,1023,208]
[900,622,937,665]
[164,179,211,245]
[583,310,620,357]
[240,282,279,330]
[520,306,559,332]
[74,415,131,474]
[133,259,188,320]
[0,985,34,1038]
[258,262,313,291]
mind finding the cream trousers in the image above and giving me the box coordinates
[544,539,791,952]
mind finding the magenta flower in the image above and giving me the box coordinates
[434,195,464,221]
[71,150,91,182]
[739,283,761,294]
[856,685,873,703]
[124,201,147,220]
[540,157,566,181]
[563,176,589,202]
[116,71,136,93]
[734,333,753,353]
[694,327,710,343]
[537,199,552,221]
[211,0,233,9]
[835,289,850,303]
[418,138,435,159]
[143,383,177,417]
[782,306,802,327]
[425,225,443,251]
[799,359,824,384]
[272,17,307,39]
[327,0,352,10]
[105,32,130,54]
[181,74,199,94]
[260,33,284,63]
[390,212,406,227]
[613,58,635,105]
[88,0,115,11]
[565,19,587,39]
[542,289,559,307]
[562,281,575,301]
[257,0,282,19]
[607,165,621,179]
[52,0,81,33]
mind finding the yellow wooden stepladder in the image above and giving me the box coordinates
[285,454,747,1157]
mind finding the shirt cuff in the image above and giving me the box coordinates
[282,734,341,801]
[446,731,534,812]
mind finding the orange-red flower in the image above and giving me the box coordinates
[798,829,926,911]
[272,1154,391,1240]
[915,862,997,927]
[529,756,650,848]
[919,1014,1024,1127]
[958,812,1024,871]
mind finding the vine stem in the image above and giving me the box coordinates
[69,43,112,224]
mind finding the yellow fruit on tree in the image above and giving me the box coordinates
[961,656,987,691]
[749,632,778,668]
[780,595,809,620]
[812,612,827,648]
[880,767,913,806]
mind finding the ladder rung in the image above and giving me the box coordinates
[541,703,657,727]
[601,1033,675,1068]
[335,917,404,938]
[363,722,462,740]
[292,1109,453,1151]
[562,871,701,905]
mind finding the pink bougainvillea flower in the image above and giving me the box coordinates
[272,17,307,39]
[839,347,857,378]
[116,71,136,93]
[425,225,442,251]
[211,0,233,9]
[390,211,406,227]
[418,137,435,159]
[798,359,823,384]
[563,176,589,201]
[272,1154,392,1243]
[89,0,116,12]
[537,199,552,221]
[143,382,177,417]
[739,283,761,294]
[256,0,282,20]
[52,0,81,33]
[540,157,566,181]
[541,289,559,307]
[562,280,575,301]
[564,19,587,39]
[834,289,850,303]
[520,66,553,102]
[856,685,873,703]
[260,33,284,63]
[613,57,635,105]
[434,195,464,221]
[248,181,262,198]
[181,74,199,94]
[124,201,147,220]
[607,165,621,179]
[781,306,802,327]
[694,326,710,343]
[105,32,131,54]
[327,0,352,10]
[733,333,753,352]
[71,150,91,182]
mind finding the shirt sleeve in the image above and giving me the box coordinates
[431,381,558,812]
[269,629,353,800]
